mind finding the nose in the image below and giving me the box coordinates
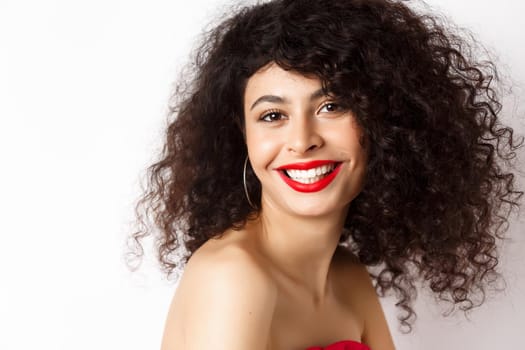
[285,116,324,154]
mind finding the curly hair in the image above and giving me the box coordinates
[130,0,523,330]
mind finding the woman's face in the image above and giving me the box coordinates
[243,63,368,217]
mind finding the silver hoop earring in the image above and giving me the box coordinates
[243,156,257,209]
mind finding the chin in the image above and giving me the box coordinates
[260,186,354,219]
[285,198,350,219]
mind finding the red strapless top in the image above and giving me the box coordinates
[305,339,371,350]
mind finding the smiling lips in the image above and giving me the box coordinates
[275,160,342,193]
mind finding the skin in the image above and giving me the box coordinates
[160,64,396,350]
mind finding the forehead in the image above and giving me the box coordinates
[244,64,323,105]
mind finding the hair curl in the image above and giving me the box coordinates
[129,0,523,330]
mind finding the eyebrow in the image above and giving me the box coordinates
[249,88,326,111]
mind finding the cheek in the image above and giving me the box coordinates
[325,120,367,159]
[246,128,283,167]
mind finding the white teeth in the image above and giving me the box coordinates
[284,164,336,183]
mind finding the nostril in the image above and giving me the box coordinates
[306,144,317,152]
[286,129,323,154]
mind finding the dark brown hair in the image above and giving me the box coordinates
[129,0,523,330]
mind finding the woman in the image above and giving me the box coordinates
[130,0,522,349]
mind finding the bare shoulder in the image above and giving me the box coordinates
[182,236,278,303]
[161,233,277,350]
[333,246,396,350]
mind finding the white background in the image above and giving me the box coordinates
[0,0,524,349]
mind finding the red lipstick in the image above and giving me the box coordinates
[275,160,342,193]
[276,160,336,170]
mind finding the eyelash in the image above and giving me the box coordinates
[258,102,343,122]
[319,102,342,113]
[259,109,286,122]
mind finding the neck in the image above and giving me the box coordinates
[251,199,349,306]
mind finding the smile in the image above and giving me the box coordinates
[275,160,342,193]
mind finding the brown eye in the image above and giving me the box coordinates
[260,111,285,122]
[319,102,341,113]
